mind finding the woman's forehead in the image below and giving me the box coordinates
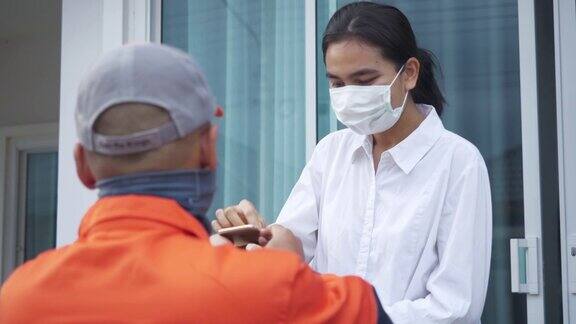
[325,38,396,78]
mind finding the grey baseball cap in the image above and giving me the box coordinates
[75,43,215,155]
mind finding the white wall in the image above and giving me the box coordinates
[0,0,62,281]
[57,0,104,246]
[57,0,155,246]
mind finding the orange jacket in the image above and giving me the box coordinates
[0,195,383,323]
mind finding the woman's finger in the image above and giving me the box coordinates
[238,199,266,228]
[258,236,269,246]
[260,228,273,241]
[224,206,247,227]
[215,209,232,228]
[209,234,232,247]
[246,243,262,251]
[211,220,222,232]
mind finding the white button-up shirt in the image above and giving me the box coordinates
[277,105,492,324]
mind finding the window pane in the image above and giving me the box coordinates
[24,152,58,261]
[316,1,345,140]
[316,0,332,139]
[162,0,306,223]
[317,1,526,323]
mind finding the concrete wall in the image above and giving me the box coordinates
[57,0,154,246]
[0,0,61,126]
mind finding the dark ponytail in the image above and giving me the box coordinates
[322,2,445,115]
[414,48,444,115]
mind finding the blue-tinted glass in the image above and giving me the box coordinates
[316,0,345,140]
[317,1,525,323]
[518,246,528,285]
[162,0,306,223]
[24,152,58,260]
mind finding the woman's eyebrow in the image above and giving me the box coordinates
[326,68,380,79]
[326,72,340,79]
[349,68,380,78]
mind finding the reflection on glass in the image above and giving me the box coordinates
[317,1,525,323]
[316,0,344,140]
[24,152,58,261]
[518,247,528,285]
[162,0,306,223]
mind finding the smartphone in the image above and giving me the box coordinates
[217,224,261,247]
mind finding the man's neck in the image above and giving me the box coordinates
[96,169,215,231]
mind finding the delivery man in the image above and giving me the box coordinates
[0,43,391,323]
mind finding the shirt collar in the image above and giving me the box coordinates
[78,195,210,240]
[350,104,444,174]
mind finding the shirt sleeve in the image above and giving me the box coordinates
[384,152,492,323]
[276,138,328,263]
[286,262,391,324]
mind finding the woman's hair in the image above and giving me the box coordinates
[322,2,445,115]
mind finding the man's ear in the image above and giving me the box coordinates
[74,144,97,189]
[200,124,219,170]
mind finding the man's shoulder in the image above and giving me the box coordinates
[2,245,70,283]
[0,246,70,313]
[0,240,311,322]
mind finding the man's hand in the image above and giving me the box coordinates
[212,200,266,231]
[209,234,232,247]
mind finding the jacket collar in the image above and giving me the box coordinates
[78,195,209,240]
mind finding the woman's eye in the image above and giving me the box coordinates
[330,81,344,88]
[357,78,377,86]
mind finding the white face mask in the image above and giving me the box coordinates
[329,66,408,135]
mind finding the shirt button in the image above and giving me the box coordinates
[380,152,391,163]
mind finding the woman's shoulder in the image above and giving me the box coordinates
[316,128,361,152]
[437,129,487,171]
[308,129,361,167]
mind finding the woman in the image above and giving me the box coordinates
[215,3,492,323]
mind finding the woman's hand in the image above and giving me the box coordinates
[210,225,303,260]
[211,199,266,231]
[210,202,303,260]
[254,225,304,260]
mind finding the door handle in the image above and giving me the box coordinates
[510,238,539,294]
[569,235,576,294]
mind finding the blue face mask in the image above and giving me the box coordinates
[96,169,216,231]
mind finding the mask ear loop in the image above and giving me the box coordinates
[399,91,409,110]
[389,64,406,87]
[391,64,408,110]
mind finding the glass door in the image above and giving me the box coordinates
[316,0,527,322]
[162,0,307,223]
[1,132,58,282]
[554,0,576,321]
[19,152,58,262]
